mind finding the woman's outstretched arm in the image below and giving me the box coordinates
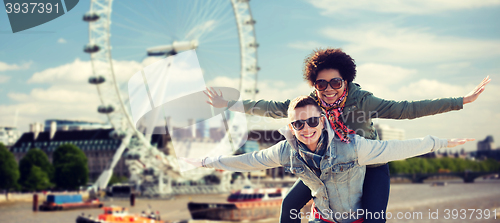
[204,87,291,118]
[361,76,491,119]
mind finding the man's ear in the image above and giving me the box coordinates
[288,124,296,136]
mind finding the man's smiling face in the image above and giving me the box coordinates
[289,104,324,151]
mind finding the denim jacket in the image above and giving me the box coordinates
[204,122,448,222]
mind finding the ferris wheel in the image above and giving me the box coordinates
[83,0,259,194]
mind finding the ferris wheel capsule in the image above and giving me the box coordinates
[146,40,198,56]
[83,12,99,22]
[84,44,100,53]
[172,40,199,52]
[146,44,175,56]
[97,105,115,114]
[88,76,105,85]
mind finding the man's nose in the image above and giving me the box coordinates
[303,122,313,130]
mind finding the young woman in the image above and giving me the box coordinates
[204,48,490,223]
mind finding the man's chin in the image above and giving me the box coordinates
[300,139,318,146]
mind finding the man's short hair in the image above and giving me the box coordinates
[287,96,322,120]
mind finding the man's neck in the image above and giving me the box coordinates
[306,143,317,152]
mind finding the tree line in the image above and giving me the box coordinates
[389,157,500,174]
[0,142,88,192]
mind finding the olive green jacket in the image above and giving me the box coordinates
[228,82,464,140]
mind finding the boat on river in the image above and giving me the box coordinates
[188,187,288,221]
[76,206,163,223]
[39,194,103,211]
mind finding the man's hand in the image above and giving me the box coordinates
[463,76,491,104]
[180,157,203,167]
[204,87,229,108]
[447,138,475,148]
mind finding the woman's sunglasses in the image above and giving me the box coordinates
[314,78,344,91]
[291,116,321,131]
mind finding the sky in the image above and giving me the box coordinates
[1,0,499,152]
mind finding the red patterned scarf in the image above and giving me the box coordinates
[312,88,355,143]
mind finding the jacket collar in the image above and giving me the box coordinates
[345,82,361,107]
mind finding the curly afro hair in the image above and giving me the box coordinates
[303,48,356,86]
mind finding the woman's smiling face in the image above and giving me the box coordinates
[315,69,346,104]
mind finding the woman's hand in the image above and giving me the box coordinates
[204,87,229,108]
[180,157,203,167]
[463,76,491,104]
[447,138,475,148]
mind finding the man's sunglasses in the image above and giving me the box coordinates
[291,116,322,131]
[314,78,344,91]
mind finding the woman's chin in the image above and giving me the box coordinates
[324,100,336,104]
[320,97,338,104]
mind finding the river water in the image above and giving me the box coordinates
[0,179,499,223]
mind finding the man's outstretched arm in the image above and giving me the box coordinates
[356,135,474,166]
[183,141,286,172]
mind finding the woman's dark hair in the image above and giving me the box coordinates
[303,48,356,86]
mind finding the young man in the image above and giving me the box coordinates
[184,96,472,223]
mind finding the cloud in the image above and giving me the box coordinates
[0,84,103,133]
[0,61,32,72]
[0,75,10,83]
[58,38,67,44]
[5,55,242,132]
[307,0,500,15]
[2,58,148,132]
[28,58,143,85]
[436,62,471,70]
[355,63,468,100]
[288,41,326,50]
[394,79,466,99]
[8,86,98,104]
[356,63,417,85]
[319,24,500,64]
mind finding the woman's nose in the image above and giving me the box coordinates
[324,83,334,91]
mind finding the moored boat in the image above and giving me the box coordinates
[39,194,103,211]
[188,187,288,221]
